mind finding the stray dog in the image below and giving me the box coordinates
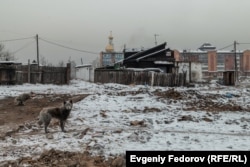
[38,100,73,133]
[14,92,34,106]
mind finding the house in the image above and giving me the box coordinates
[120,42,175,73]
[75,64,92,81]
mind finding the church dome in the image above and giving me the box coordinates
[105,31,114,52]
[105,44,114,52]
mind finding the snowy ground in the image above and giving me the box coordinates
[1,80,250,162]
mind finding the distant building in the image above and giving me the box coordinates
[174,43,250,79]
[198,43,216,51]
[100,32,123,67]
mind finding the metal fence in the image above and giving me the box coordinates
[94,69,187,87]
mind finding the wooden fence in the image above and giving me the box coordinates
[1,63,70,85]
[0,66,16,84]
[42,66,68,84]
[94,69,187,87]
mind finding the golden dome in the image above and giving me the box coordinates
[105,31,114,52]
[105,44,114,52]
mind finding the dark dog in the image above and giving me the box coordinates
[38,100,73,133]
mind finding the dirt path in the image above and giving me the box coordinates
[0,93,126,167]
[0,93,88,136]
[0,93,122,167]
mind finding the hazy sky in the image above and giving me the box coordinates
[1,0,250,65]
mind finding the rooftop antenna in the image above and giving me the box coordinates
[154,34,159,46]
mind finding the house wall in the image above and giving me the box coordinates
[191,62,202,82]
[173,50,180,61]
[208,51,217,72]
[176,62,202,83]
[242,50,250,72]
[224,54,235,71]
[76,67,91,81]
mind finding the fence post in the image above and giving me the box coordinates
[66,63,71,84]
[151,72,154,86]
[28,59,30,83]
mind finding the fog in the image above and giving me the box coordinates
[1,0,250,65]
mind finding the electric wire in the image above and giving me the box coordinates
[0,36,35,43]
[39,37,99,54]
[238,42,250,45]
[217,43,234,50]
[11,40,35,54]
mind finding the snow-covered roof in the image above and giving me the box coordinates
[0,61,21,64]
[154,61,174,65]
[198,43,216,51]
[177,50,243,54]
[75,64,92,68]
[217,50,243,54]
[125,68,164,72]
[178,49,207,53]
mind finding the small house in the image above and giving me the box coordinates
[121,42,175,73]
[75,64,92,81]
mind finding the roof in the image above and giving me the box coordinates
[0,61,21,65]
[198,43,216,51]
[178,49,243,54]
[125,68,164,72]
[75,64,92,68]
[124,42,167,61]
[136,48,169,62]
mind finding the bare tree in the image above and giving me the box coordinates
[40,55,49,66]
[0,44,15,61]
[47,63,53,67]
[58,60,65,67]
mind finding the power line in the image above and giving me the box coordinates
[11,40,35,54]
[39,37,99,54]
[238,42,250,45]
[217,43,234,50]
[0,36,35,43]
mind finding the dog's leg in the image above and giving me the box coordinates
[44,117,51,133]
[60,120,65,132]
[17,101,22,106]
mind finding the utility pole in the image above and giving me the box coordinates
[234,40,237,85]
[36,34,40,68]
[154,34,159,46]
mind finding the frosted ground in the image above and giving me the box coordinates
[1,79,250,161]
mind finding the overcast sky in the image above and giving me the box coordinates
[1,0,250,65]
